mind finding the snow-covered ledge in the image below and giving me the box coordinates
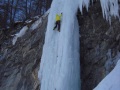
[94,60,120,90]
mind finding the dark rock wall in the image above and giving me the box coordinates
[79,1,120,90]
[0,15,48,90]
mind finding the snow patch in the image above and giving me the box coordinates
[12,26,28,45]
[30,10,49,31]
[94,59,120,90]
[30,18,42,31]
[25,20,33,24]
[44,9,50,17]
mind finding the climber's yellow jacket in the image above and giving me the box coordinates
[55,14,62,21]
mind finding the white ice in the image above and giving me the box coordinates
[38,0,80,90]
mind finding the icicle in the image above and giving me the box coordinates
[79,0,84,14]
[100,0,119,22]
[78,0,119,23]
[83,0,90,11]
[78,0,90,14]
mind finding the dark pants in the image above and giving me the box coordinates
[53,20,61,32]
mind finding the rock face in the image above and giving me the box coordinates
[0,15,48,90]
[79,1,120,90]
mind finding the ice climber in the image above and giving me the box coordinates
[53,13,62,32]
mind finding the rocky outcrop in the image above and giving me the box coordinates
[79,1,120,90]
[0,14,48,90]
